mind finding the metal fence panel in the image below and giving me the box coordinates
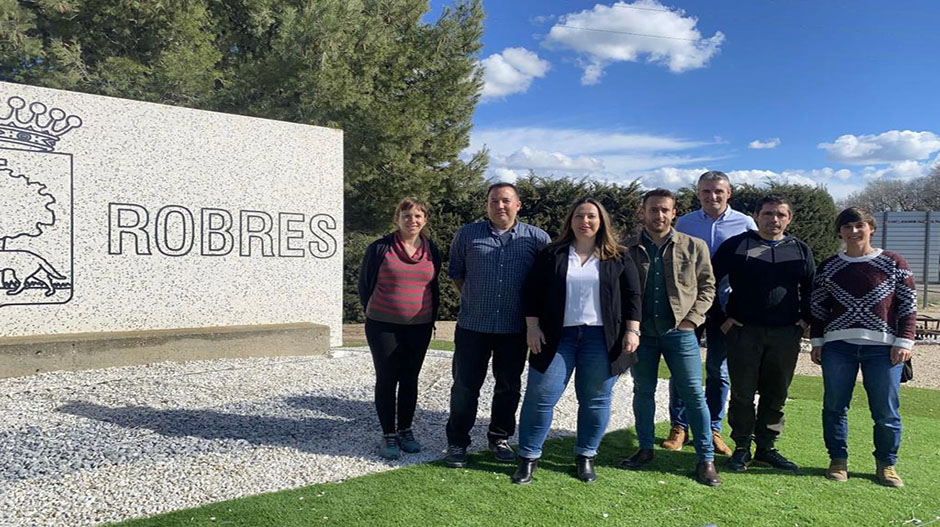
[873,212,939,307]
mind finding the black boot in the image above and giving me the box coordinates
[727,447,752,472]
[754,448,799,472]
[511,457,538,484]
[619,448,654,470]
[576,455,597,483]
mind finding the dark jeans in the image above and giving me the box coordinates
[446,326,527,448]
[821,340,902,464]
[725,324,802,450]
[669,316,729,432]
[365,318,433,435]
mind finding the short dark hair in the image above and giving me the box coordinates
[698,170,731,188]
[392,197,429,223]
[754,194,792,216]
[486,182,520,200]
[835,206,877,234]
[641,188,676,206]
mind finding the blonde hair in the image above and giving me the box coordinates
[550,198,623,260]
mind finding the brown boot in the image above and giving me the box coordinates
[661,425,688,450]
[696,461,721,486]
[825,458,848,482]
[876,461,904,487]
[711,430,732,455]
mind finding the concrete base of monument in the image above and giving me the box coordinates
[0,322,330,378]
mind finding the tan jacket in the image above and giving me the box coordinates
[624,228,715,329]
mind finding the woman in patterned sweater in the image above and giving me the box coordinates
[358,198,442,459]
[809,207,916,487]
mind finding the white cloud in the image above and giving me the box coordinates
[631,166,869,199]
[480,47,551,101]
[543,0,725,84]
[748,138,781,150]
[531,14,556,25]
[818,130,940,164]
[598,153,725,172]
[857,159,935,181]
[632,167,813,190]
[490,168,521,183]
[491,147,605,173]
[635,167,705,187]
[731,169,816,187]
[469,127,938,200]
[470,127,718,182]
[469,127,709,155]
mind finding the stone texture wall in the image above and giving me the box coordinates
[0,82,343,346]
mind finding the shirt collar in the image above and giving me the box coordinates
[488,220,518,235]
[699,206,732,222]
[567,244,598,262]
[641,228,673,247]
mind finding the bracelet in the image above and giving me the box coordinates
[626,328,641,337]
[527,324,539,329]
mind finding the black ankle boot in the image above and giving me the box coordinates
[576,455,597,483]
[511,457,538,484]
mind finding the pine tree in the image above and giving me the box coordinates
[0,0,488,232]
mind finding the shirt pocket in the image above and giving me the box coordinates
[674,256,695,287]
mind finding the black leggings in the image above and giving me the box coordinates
[365,318,433,435]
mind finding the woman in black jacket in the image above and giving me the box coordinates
[358,197,441,460]
[512,198,642,484]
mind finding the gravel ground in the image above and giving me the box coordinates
[0,348,668,527]
[793,341,940,390]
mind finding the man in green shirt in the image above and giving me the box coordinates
[620,189,721,486]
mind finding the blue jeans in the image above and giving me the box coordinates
[517,326,618,459]
[633,329,714,462]
[821,340,903,464]
[668,317,728,432]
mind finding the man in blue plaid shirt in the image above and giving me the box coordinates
[443,182,551,468]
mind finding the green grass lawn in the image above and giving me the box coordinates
[116,375,940,527]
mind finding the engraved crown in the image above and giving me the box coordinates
[0,96,82,152]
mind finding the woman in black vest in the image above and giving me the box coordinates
[512,198,641,484]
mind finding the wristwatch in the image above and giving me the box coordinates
[626,328,641,337]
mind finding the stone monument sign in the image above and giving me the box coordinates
[0,81,342,375]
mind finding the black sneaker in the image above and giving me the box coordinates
[727,448,751,472]
[444,445,467,468]
[488,438,516,463]
[397,428,421,454]
[378,433,401,460]
[754,448,799,471]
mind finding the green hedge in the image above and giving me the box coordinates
[344,175,841,322]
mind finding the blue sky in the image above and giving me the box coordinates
[429,0,940,199]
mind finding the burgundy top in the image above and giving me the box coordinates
[366,235,435,325]
[810,249,917,349]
